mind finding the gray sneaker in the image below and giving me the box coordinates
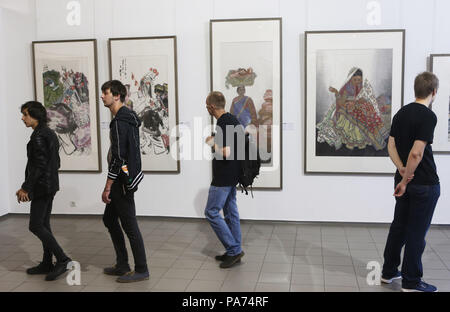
[103,265,132,276]
[116,271,150,283]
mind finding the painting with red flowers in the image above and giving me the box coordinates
[305,30,405,173]
[109,36,180,173]
[33,39,101,172]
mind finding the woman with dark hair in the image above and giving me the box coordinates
[317,67,389,151]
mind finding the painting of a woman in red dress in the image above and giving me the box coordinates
[316,67,391,154]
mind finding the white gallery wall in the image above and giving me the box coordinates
[3,0,450,223]
[0,9,9,217]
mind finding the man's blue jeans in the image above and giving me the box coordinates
[383,184,440,288]
[204,186,242,256]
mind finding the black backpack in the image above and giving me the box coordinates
[238,133,261,197]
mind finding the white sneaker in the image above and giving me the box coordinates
[381,271,402,284]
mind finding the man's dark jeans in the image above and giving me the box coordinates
[103,182,148,273]
[383,184,440,288]
[29,194,69,264]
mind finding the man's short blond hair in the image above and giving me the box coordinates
[207,91,226,109]
[415,72,439,99]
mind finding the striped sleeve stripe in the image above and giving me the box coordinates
[108,172,118,180]
[127,171,144,190]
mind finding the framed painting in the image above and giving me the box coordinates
[430,54,450,152]
[32,39,101,172]
[210,18,282,189]
[109,36,180,173]
[305,30,405,173]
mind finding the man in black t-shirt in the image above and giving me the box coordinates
[204,91,245,269]
[381,72,440,292]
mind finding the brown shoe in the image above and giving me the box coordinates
[103,265,132,276]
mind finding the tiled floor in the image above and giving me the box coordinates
[1,214,450,292]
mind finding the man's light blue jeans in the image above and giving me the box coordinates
[204,186,242,256]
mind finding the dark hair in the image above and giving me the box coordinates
[352,69,363,77]
[21,101,48,124]
[101,80,127,102]
[207,91,226,109]
[414,72,439,99]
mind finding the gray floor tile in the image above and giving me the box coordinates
[294,247,322,256]
[349,250,380,258]
[325,286,359,292]
[244,245,268,255]
[148,267,169,279]
[172,259,204,270]
[0,280,26,292]
[322,242,349,249]
[163,268,198,280]
[346,236,374,243]
[322,248,351,257]
[261,262,292,273]
[114,278,160,292]
[325,274,358,287]
[230,261,263,272]
[152,278,191,292]
[292,264,323,275]
[1,271,28,283]
[290,284,324,292]
[296,235,322,243]
[258,272,291,284]
[323,256,353,266]
[242,239,270,247]
[45,284,85,292]
[226,271,260,283]
[269,239,296,248]
[82,284,120,292]
[293,255,323,265]
[423,269,450,280]
[12,281,51,292]
[359,286,397,292]
[1,216,450,293]
[271,233,296,241]
[255,282,290,292]
[263,253,293,264]
[422,260,448,270]
[324,265,355,275]
[194,269,229,281]
[291,273,324,285]
[148,256,178,268]
[186,280,223,292]
[348,242,378,250]
[88,274,118,286]
[220,280,256,292]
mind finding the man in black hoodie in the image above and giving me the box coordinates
[100,80,149,283]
